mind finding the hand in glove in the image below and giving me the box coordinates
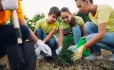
[35,40,52,56]
[56,46,62,55]
[68,45,76,51]
[71,45,85,61]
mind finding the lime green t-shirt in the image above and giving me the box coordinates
[89,4,114,32]
[35,19,59,33]
[59,16,84,34]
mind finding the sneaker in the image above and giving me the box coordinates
[109,58,114,61]
[84,54,103,60]
[109,54,114,61]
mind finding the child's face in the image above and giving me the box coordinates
[48,14,58,24]
[60,12,72,24]
[76,0,89,14]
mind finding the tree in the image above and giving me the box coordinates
[26,13,45,31]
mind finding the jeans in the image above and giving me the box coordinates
[84,21,114,54]
[0,24,30,57]
[72,25,82,45]
[35,29,58,56]
[0,24,30,70]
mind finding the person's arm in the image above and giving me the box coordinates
[75,16,85,35]
[84,22,106,49]
[56,28,64,55]
[34,21,41,33]
[84,7,111,48]
[72,7,111,61]
[58,28,64,47]
[72,23,106,61]
[17,0,38,42]
[19,19,38,42]
[81,24,86,36]
[43,28,57,43]
[16,0,52,56]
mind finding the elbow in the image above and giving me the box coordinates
[98,32,105,39]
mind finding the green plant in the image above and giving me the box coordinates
[56,34,74,65]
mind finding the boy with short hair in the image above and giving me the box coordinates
[35,6,60,60]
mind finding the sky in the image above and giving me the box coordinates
[21,0,114,19]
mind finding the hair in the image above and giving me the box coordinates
[49,6,60,17]
[60,7,77,26]
[75,0,93,3]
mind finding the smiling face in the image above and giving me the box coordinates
[60,12,72,24]
[76,0,90,14]
[47,13,58,24]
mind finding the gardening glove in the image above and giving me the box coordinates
[35,40,52,56]
[56,46,62,55]
[1,0,18,10]
[68,45,77,51]
[71,45,85,61]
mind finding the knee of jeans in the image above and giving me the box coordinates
[35,29,43,35]
[47,39,57,50]
[20,25,30,40]
[72,25,80,32]
[84,22,92,31]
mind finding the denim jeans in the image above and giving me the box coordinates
[72,25,82,45]
[35,29,58,56]
[84,21,114,54]
[0,24,30,70]
[0,24,30,57]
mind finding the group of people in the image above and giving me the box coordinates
[0,0,114,70]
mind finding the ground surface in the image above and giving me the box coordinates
[0,49,114,70]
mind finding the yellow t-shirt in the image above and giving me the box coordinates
[35,18,59,33]
[59,16,84,34]
[89,4,114,32]
[0,0,24,26]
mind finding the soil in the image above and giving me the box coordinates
[0,49,114,70]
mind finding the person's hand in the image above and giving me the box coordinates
[71,45,85,61]
[35,40,52,56]
[56,46,62,55]
[68,45,76,51]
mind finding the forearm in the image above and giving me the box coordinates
[58,34,63,47]
[19,19,38,42]
[84,22,106,49]
[58,29,64,46]
[58,38,63,47]
[29,29,38,42]
[43,29,57,43]
[43,33,54,43]
[81,25,86,36]
[84,33,104,48]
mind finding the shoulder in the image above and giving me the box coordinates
[97,4,113,11]
[74,16,83,22]
[37,18,46,24]
[74,16,82,20]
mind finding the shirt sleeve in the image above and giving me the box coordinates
[53,22,59,30]
[59,22,64,29]
[75,16,84,26]
[16,0,24,19]
[35,21,41,29]
[98,8,111,24]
